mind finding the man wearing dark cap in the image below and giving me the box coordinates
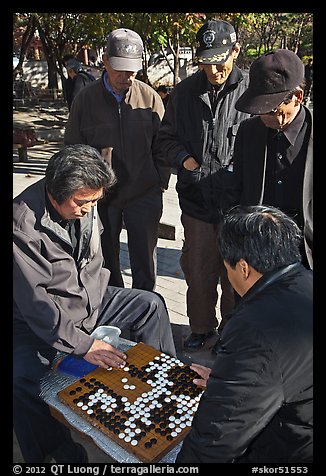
[65,29,170,291]
[232,49,313,270]
[158,19,251,353]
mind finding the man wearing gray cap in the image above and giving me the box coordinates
[158,19,251,353]
[232,49,313,270]
[65,28,170,291]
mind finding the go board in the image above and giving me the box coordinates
[58,342,204,462]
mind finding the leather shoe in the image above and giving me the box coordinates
[77,443,88,464]
[52,442,88,463]
[184,331,215,351]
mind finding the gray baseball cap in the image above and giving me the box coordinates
[106,28,143,72]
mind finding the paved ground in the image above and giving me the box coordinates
[13,102,220,463]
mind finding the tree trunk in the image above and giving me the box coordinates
[13,16,36,80]
[173,39,180,86]
[47,58,59,91]
[35,18,59,90]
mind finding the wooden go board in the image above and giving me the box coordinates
[58,342,204,462]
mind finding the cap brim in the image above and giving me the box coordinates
[108,56,142,72]
[194,46,232,65]
[235,89,290,115]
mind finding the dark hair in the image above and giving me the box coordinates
[282,82,305,104]
[62,54,75,65]
[157,85,168,94]
[218,205,302,274]
[45,144,116,204]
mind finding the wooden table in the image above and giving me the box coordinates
[40,338,181,463]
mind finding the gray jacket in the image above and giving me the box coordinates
[13,178,110,356]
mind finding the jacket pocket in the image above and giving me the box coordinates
[178,167,202,185]
[211,168,238,211]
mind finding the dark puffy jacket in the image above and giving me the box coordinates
[158,66,250,223]
[72,71,95,99]
[176,263,313,463]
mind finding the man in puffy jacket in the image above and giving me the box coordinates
[158,19,251,353]
[13,144,176,463]
[176,205,313,463]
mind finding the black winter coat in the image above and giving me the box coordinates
[176,263,313,463]
[231,107,313,269]
[158,66,250,223]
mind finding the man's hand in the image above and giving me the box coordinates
[183,156,200,171]
[84,339,127,369]
[190,363,211,387]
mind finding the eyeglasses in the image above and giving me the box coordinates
[265,92,296,115]
[266,101,286,115]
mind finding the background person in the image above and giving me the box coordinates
[62,53,75,109]
[13,144,176,463]
[158,19,251,353]
[176,205,313,463]
[65,28,170,291]
[64,58,95,109]
[232,49,313,270]
[156,84,170,108]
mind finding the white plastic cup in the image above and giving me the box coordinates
[90,325,121,347]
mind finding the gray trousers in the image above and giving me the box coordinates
[97,286,176,356]
[180,213,235,334]
[13,286,176,462]
[98,187,163,291]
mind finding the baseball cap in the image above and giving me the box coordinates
[235,49,305,114]
[65,58,83,73]
[106,28,143,72]
[194,20,237,65]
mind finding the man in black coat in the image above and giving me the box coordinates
[176,205,313,463]
[158,20,251,352]
[232,49,313,270]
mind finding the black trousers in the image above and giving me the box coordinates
[98,187,163,291]
[13,286,176,463]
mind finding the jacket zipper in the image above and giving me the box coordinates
[118,102,124,160]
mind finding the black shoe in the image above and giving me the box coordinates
[52,442,88,463]
[77,443,88,464]
[184,331,215,351]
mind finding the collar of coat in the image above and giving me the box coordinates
[196,63,246,97]
[236,261,304,311]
